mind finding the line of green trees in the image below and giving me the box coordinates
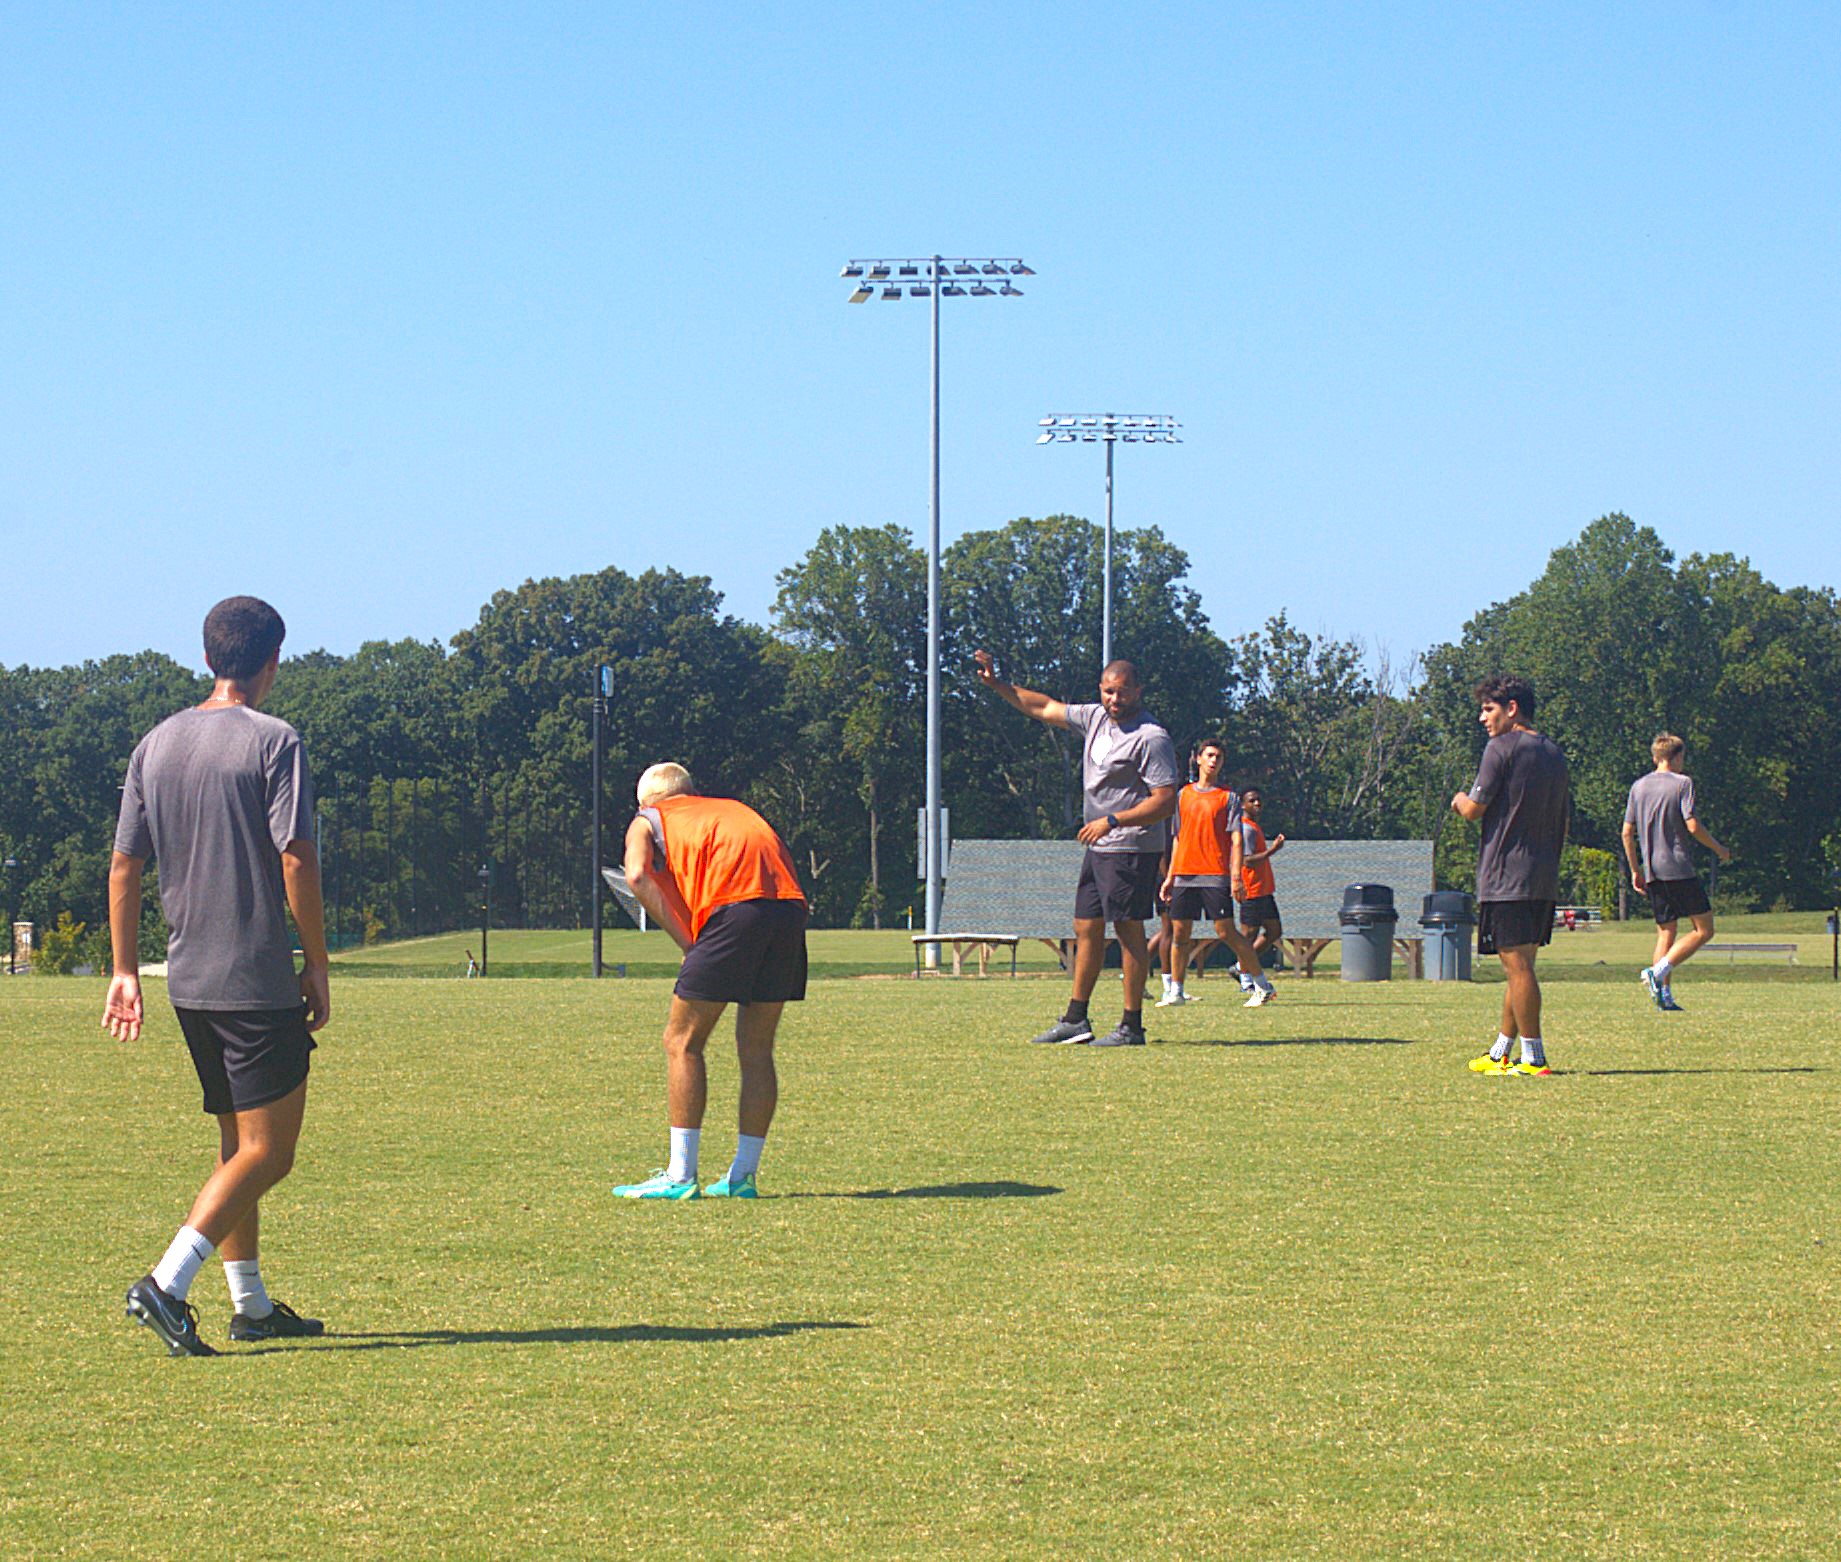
[3,513,1838,958]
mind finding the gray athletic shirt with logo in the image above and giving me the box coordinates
[1064,703,1180,853]
[1469,728,1570,902]
[1624,770,1700,882]
[114,706,317,1010]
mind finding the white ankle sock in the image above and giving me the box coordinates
[1653,958,1674,983]
[224,1259,273,1319]
[668,1127,700,1184]
[152,1226,214,1301]
[1520,1036,1547,1066]
[728,1133,766,1182]
[1490,1033,1514,1062]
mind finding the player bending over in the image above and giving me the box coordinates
[1158,739,1275,1008]
[108,597,330,1356]
[1623,733,1731,1012]
[974,650,1178,1047]
[1451,675,1571,1078]
[613,763,807,1199]
[1234,787,1286,992]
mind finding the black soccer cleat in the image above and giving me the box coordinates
[228,1300,325,1342]
[1091,1021,1147,1048]
[1029,1019,1095,1045]
[125,1276,218,1357]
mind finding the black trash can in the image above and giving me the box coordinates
[1419,891,1476,982]
[1339,883,1398,981]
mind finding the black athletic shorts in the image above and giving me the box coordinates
[1074,850,1162,923]
[1647,876,1711,924]
[676,898,809,1005]
[175,1004,315,1117]
[1169,883,1233,922]
[1238,894,1281,928]
[1476,899,1555,955]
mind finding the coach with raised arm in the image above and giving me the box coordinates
[973,650,1178,1048]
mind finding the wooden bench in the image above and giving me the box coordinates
[1702,942,1798,964]
[912,934,1021,978]
[1283,935,1425,979]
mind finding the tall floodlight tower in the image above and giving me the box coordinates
[843,255,1032,968]
[1036,414,1182,669]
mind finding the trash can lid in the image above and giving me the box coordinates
[1420,890,1476,924]
[1340,882,1396,912]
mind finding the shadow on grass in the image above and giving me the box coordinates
[1572,1065,1823,1078]
[779,1181,1062,1201]
[1162,1035,1417,1050]
[243,1320,865,1355]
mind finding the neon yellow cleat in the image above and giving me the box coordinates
[1508,1061,1553,1077]
[1468,1054,1511,1075]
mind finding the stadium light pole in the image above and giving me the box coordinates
[843,254,1032,967]
[2,855,18,976]
[591,664,611,979]
[477,861,492,978]
[1036,414,1182,670]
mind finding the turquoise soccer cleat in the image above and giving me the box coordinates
[702,1172,758,1199]
[612,1170,700,1200]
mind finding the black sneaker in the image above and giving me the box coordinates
[1091,1021,1147,1047]
[1029,1018,1095,1045]
[228,1300,325,1342]
[125,1276,218,1357]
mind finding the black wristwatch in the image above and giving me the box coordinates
[1105,813,1119,831]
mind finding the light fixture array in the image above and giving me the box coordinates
[843,259,1033,302]
[1034,414,1182,445]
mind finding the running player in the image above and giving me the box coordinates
[1235,787,1286,989]
[108,597,329,1356]
[1158,739,1275,1008]
[974,650,1178,1048]
[1451,675,1571,1077]
[1622,733,1732,1011]
[613,763,807,1199]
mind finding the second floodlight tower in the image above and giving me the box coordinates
[843,255,1031,965]
[1037,414,1182,670]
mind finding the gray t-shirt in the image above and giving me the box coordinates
[114,706,317,1010]
[1625,770,1699,882]
[1469,728,1570,903]
[1063,703,1179,853]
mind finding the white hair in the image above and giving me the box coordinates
[636,762,694,806]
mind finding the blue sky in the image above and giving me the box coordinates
[3,3,1836,675]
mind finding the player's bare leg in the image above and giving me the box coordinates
[615,996,726,1197]
[1663,910,1716,970]
[1496,944,1549,1072]
[183,1083,308,1246]
[1115,917,1151,1013]
[735,1002,783,1139]
[1069,917,1105,1001]
[1213,918,1275,1004]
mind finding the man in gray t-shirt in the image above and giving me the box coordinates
[107,596,331,1358]
[1621,733,1732,1010]
[974,650,1178,1047]
[1451,675,1570,1077]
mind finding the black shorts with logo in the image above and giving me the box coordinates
[1074,850,1163,923]
[1238,894,1281,928]
[676,898,809,1005]
[1647,876,1711,924]
[1168,883,1233,922]
[1476,899,1556,955]
[175,1004,315,1117]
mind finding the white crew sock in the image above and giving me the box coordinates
[223,1258,273,1320]
[728,1133,767,1183]
[1653,958,1674,984]
[1232,964,1253,992]
[668,1127,700,1184]
[1520,1036,1547,1067]
[151,1226,215,1302]
[1489,1032,1514,1063]
[1252,969,1274,994]
[1161,972,1175,997]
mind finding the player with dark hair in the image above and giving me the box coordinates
[975,650,1178,1048]
[1623,733,1732,1010]
[109,596,329,1356]
[1451,675,1570,1077]
[1158,738,1275,1007]
[1235,787,1286,990]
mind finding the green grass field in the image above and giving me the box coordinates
[3,949,1838,1556]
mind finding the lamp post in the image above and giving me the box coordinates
[591,665,611,978]
[1036,414,1182,669]
[477,862,493,978]
[843,254,1032,967]
[2,855,18,976]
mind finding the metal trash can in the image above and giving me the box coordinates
[1419,891,1476,981]
[1339,883,1398,982]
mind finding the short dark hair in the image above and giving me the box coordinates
[1474,674,1536,720]
[1100,659,1140,687]
[1242,785,1262,800]
[1193,735,1227,758]
[203,597,286,680]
